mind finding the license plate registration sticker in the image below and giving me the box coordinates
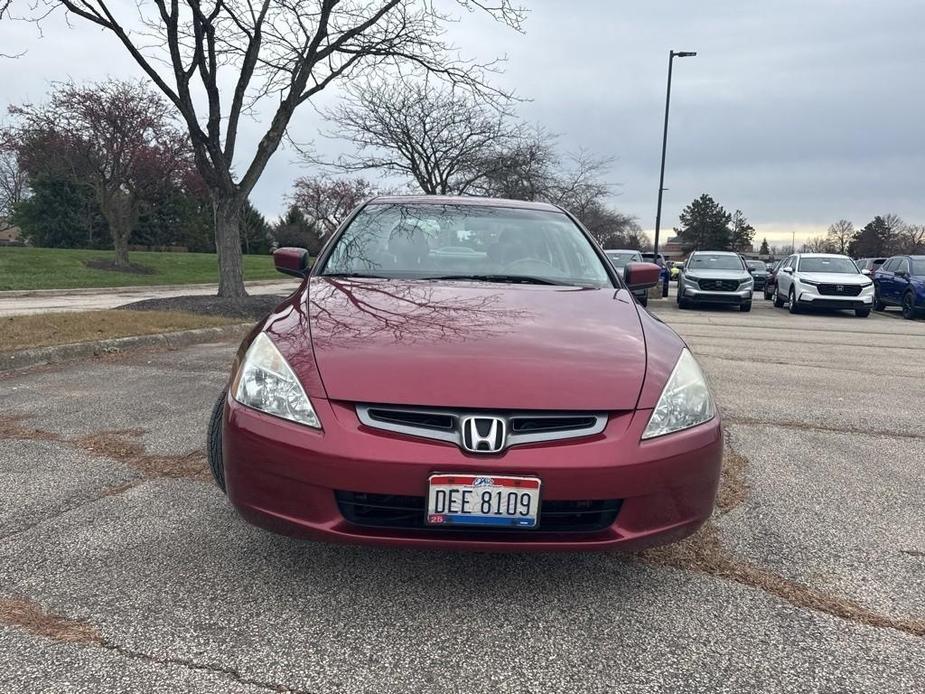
[426,474,541,528]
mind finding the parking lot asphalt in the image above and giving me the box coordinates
[1,292,924,693]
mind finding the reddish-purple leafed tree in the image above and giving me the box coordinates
[290,176,379,237]
[7,80,191,268]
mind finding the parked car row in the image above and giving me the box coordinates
[607,247,924,321]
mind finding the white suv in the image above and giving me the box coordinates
[774,253,874,317]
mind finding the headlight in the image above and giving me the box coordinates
[233,332,321,428]
[740,278,754,289]
[642,348,715,439]
[799,277,819,286]
[860,280,873,288]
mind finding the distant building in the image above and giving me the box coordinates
[660,235,684,258]
[0,223,24,246]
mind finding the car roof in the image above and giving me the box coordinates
[605,249,640,254]
[796,253,851,258]
[690,250,739,256]
[366,195,562,212]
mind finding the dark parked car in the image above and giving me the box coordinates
[605,249,647,306]
[745,260,769,291]
[874,255,925,320]
[856,257,887,276]
[678,251,753,311]
[209,196,722,552]
[763,259,784,300]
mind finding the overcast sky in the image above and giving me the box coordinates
[2,0,923,247]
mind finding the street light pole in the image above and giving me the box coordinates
[653,50,696,259]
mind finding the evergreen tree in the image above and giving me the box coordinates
[758,237,770,255]
[676,194,732,252]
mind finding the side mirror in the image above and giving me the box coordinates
[273,247,312,278]
[861,268,871,276]
[624,261,661,290]
[782,266,793,274]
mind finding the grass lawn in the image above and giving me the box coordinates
[0,247,279,291]
[1,310,238,352]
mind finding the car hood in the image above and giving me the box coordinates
[798,272,868,284]
[300,277,648,411]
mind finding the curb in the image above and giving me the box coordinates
[0,323,252,373]
[0,279,289,299]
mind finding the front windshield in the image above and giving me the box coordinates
[798,257,859,274]
[605,252,639,268]
[321,203,613,287]
[746,261,766,272]
[688,254,745,271]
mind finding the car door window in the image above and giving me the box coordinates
[896,259,910,275]
[881,258,897,273]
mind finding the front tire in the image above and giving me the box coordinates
[207,390,227,493]
[740,302,752,312]
[788,288,800,314]
[855,308,871,318]
[874,289,886,311]
[902,292,917,320]
[774,288,785,308]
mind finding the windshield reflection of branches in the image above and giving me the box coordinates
[323,203,505,274]
[309,278,526,346]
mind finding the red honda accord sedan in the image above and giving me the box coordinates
[208,196,722,551]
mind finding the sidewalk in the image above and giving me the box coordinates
[0,280,296,316]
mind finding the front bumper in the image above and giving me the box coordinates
[222,396,723,552]
[796,289,873,310]
[683,286,752,305]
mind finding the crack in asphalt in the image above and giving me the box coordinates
[0,483,141,543]
[0,414,211,480]
[724,415,925,441]
[0,596,315,694]
[638,444,925,639]
[0,414,209,543]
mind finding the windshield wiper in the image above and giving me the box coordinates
[424,274,567,286]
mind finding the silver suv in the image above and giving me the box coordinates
[773,253,874,317]
[678,251,753,312]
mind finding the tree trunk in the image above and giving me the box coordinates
[213,195,247,298]
[98,189,135,269]
[112,228,131,268]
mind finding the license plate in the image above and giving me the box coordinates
[426,474,540,528]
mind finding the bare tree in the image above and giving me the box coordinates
[7,80,190,267]
[803,235,835,253]
[290,175,378,236]
[826,219,854,255]
[319,79,518,195]
[900,224,925,254]
[13,1,525,296]
[0,147,27,227]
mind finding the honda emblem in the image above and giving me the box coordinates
[461,416,506,453]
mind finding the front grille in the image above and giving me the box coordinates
[356,405,608,452]
[510,415,598,434]
[697,278,739,292]
[817,283,862,296]
[335,491,622,533]
[366,408,455,431]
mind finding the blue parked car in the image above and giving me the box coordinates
[873,255,925,320]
